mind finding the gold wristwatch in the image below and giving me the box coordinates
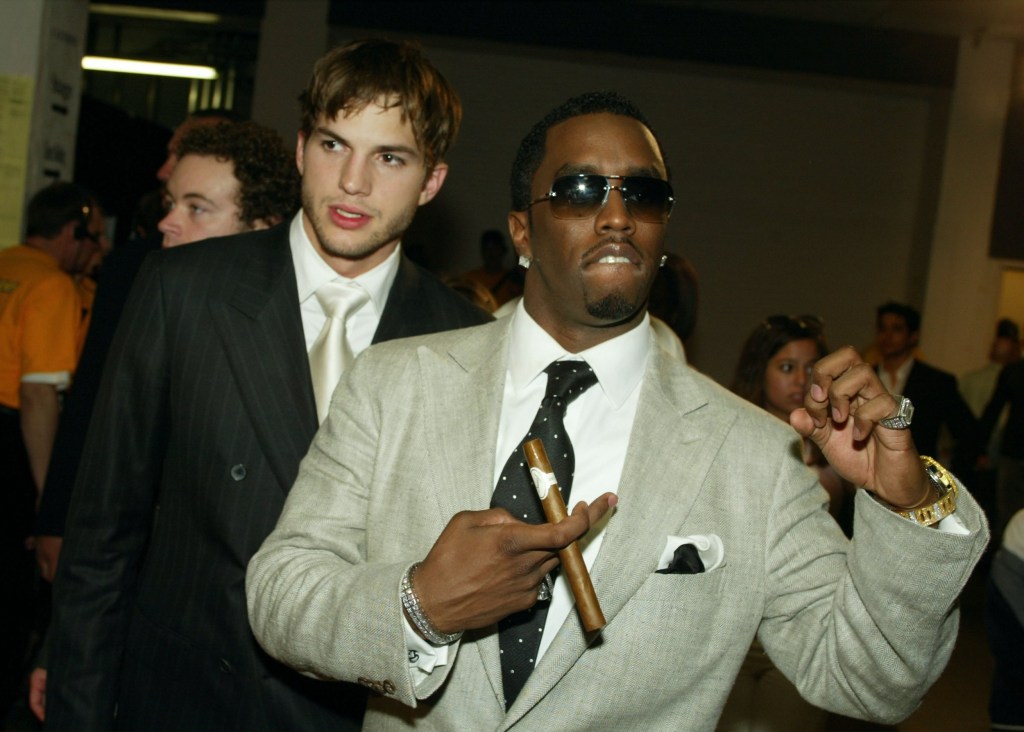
[889,455,958,527]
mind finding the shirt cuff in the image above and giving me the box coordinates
[402,612,451,685]
[936,512,970,535]
[22,371,71,389]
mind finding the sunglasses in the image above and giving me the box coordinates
[763,314,825,334]
[528,174,674,224]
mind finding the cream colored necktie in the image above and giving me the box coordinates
[308,281,369,424]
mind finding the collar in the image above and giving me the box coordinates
[19,243,61,269]
[288,211,399,312]
[880,354,915,380]
[507,300,650,408]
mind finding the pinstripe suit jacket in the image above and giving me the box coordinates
[248,316,988,731]
[45,224,489,732]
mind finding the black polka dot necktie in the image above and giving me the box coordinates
[491,360,598,708]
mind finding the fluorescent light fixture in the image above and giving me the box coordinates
[90,4,222,24]
[82,56,218,80]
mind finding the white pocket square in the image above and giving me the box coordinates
[657,533,725,573]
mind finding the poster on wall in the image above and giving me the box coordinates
[25,0,89,207]
[0,74,33,247]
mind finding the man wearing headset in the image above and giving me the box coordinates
[0,181,104,720]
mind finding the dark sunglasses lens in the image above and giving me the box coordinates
[547,175,673,222]
[622,177,673,222]
[549,175,606,218]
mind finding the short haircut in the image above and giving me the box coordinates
[996,318,1020,341]
[299,38,461,171]
[509,91,669,212]
[876,301,921,333]
[26,181,96,239]
[731,315,828,409]
[176,120,300,227]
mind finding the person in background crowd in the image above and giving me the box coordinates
[0,182,104,722]
[27,119,300,724]
[986,508,1024,731]
[460,228,524,308]
[874,301,978,473]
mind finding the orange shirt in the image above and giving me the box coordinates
[0,245,82,409]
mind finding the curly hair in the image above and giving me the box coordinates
[731,315,828,409]
[299,38,461,171]
[175,121,300,227]
[509,91,669,212]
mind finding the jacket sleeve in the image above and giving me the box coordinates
[757,453,988,723]
[246,346,438,710]
[46,253,170,730]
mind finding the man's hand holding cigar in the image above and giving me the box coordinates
[407,493,616,637]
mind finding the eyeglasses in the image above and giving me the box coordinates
[762,314,824,334]
[528,174,674,224]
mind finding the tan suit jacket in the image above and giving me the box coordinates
[248,317,987,731]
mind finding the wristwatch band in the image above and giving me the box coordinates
[889,455,958,527]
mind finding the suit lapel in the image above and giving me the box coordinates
[419,319,512,705]
[210,227,317,493]
[506,348,738,723]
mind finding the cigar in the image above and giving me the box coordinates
[523,438,606,632]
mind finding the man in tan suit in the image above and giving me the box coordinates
[247,92,988,730]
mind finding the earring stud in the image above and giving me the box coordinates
[518,255,531,269]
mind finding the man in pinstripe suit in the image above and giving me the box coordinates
[44,39,487,731]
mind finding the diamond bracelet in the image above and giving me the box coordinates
[400,562,463,646]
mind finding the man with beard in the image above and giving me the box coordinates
[248,92,987,730]
[45,39,487,731]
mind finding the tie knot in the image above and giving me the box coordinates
[315,281,369,320]
[543,361,598,407]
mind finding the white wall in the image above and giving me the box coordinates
[922,37,1016,377]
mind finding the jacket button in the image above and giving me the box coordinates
[230,464,246,481]
[219,658,233,673]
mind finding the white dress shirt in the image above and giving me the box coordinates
[877,356,914,396]
[288,212,399,353]
[406,301,651,679]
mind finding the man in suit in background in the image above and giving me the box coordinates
[28,118,298,723]
[874,301,979,473]
[247,92,987,730]
[45,39,488,731]
[35,119,296,585]
[34,110,237,587]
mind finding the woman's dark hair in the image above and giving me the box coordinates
[731,315,827,408]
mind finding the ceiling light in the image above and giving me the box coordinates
[89,4,222,24]
[82,56,219,80]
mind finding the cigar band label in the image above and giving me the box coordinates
[529,467,558,499]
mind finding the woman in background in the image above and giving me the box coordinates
[719,314,852,732]
[732,314,850,522]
